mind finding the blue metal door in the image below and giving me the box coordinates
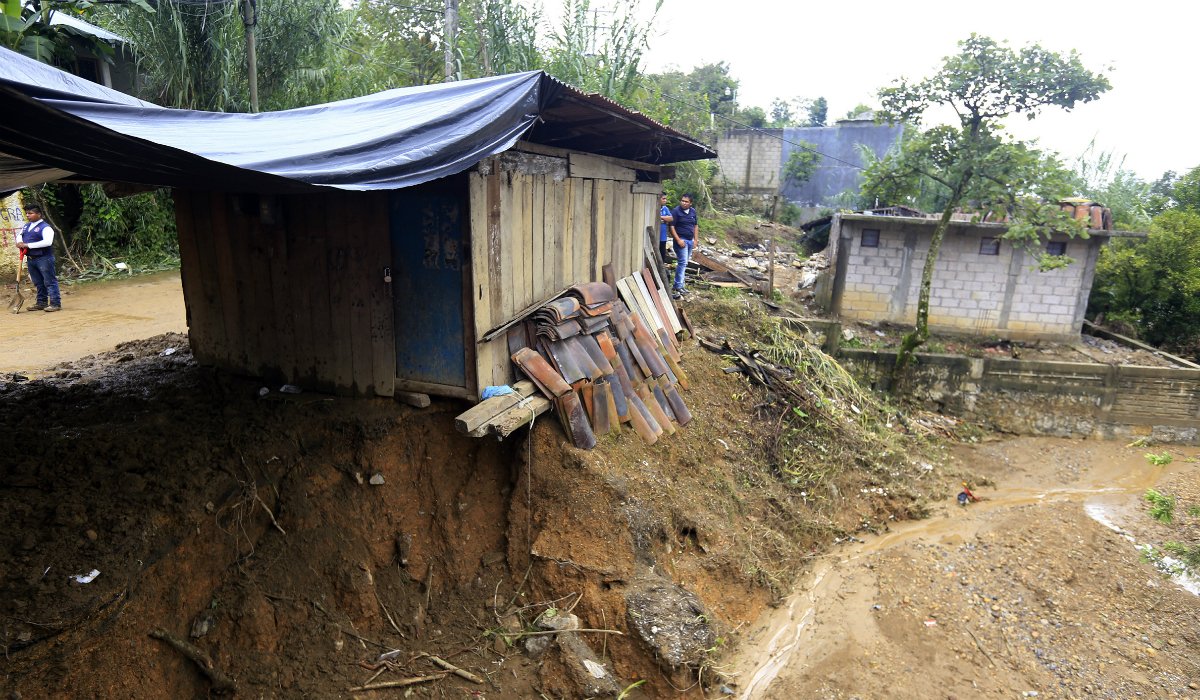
[390,189,467,389]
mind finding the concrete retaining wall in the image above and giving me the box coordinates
[839,348,1200,444]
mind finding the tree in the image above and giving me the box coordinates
[0,0,150,65]
[872,34,1110,372]
[782,146,819,188]
[545,0,660,104]
[1173,167,1200,213]
[769,98,792,126]
[806,96,827,127]
[1090,209,1200,350]
[844,103,873,120]
[98,0,356,111]
[1071,142,1153,230]
[736,105,766,128]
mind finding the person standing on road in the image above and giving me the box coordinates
[658,193,674,264]
[669,194,698,299]
[17,204,60,312]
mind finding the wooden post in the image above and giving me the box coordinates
[766,239,775,300]
[242,0,258,113]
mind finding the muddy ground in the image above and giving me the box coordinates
[0,270,186,376]
[1,276,1198,699]
[733,438,1200,699]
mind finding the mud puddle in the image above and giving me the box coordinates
[729,438,1200,699]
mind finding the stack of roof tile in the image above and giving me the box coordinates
[511,282,690,449]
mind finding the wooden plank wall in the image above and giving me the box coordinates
[174,189,395,398]
[469,151,660,390]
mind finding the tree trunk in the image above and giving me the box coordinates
[892,175,970,378]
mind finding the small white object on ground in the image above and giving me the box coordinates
[71,569,100,584]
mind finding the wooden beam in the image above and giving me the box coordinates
[455,380,538,435]
[515,140,661,173]
[489,396,552,437]
[569,152,636,182]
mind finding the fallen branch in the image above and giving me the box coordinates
[374,589,405,638]
[495,628,624,637]
[348,673,448,692]
[966,628,997,668]
[149,628,236,694]
[254,493,286,535]
[420,654,483,684]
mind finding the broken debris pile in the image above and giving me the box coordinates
[512,282,691,449]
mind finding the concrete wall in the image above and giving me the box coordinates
[714,121,903,208]
[715,129,782,195]
[781,121,903,206]
[840,349,1200,444]
[830,215,1102,341]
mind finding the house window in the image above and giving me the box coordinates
[979,237,1000,255]
[1046,241,1067,256]
[860,228,880,248]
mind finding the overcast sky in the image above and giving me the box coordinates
[608,0,1195,180]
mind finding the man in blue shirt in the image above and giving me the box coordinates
[17,204,60,312]
[669,194,698,298]
[657,193,673,264]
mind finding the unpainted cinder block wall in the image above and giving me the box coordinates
[840,348,1200,444]
[715,129,782,194]
[832,217,1102,341]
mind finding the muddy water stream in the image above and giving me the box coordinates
[731,440,1200,699]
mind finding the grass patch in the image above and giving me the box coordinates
[1145,488,1176,523]
[1145,452,1173,466]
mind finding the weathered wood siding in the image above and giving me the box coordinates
[469,150,660,390]
[175,189,395,397]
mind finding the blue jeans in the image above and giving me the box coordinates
[26,254,60,306]
[672,238,693,290]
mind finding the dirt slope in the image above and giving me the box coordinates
[0,322,945,698]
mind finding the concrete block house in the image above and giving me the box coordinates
[816,212,1139,342]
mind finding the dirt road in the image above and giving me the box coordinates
[730,437,1200,699]
[0,270,185,375]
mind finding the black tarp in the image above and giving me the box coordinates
[0,47,713,193]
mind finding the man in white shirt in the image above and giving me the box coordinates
[16,203,60,312]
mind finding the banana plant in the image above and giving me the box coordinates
[0,0,152,65]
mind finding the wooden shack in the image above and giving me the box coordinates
[0,57,713,400]
[173,146,677,400]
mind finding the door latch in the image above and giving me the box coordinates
[383,266,392,284]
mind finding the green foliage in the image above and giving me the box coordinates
[1145,488,1176,523]
[871,34,1109,372]
[29,183,177,275]
[457,0,542,78]
[783,145,820,188]
[0,0,141,66]
[98,0,356,111]
[1071,141,1152,230]
[544,0,660,104]
[778,201,803,227]
[736,105,767,128]
[807,96,827,127]
[1145,451,1173,466]
[1090,208,1200,348]
[769,98,793,126]
[844,103,873,120]
[1162,541,1200,570]
[664,160,716,212]
[1173,167,1200,213]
